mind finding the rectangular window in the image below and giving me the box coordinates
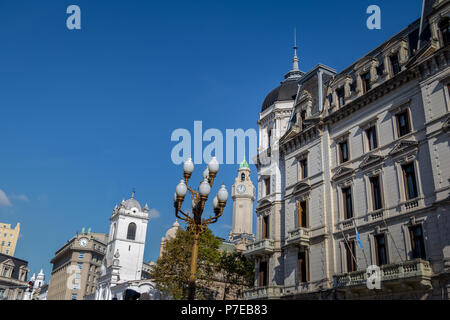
[337,88,345,108]
[73,283,79,290]
[77,262,83,270]
[365,126,378,151]
[345,240,357,272]
[5,250,9,255]
[375,234,388,266]
[362,72,372,93]
[339,140,350,164]
[7,242,10,247]
[297,201,308,228]
[268,129,272,148]
[262,216,269,239]
[396,110,411,137]
[72,293,78,300]
[370,176,383,211]
[264,177,271,196]
[298,251,309,283]
[402,163,418,200]
[259,262,268,287]
[299,159,308,180]
[2,267,8,277]
[342,187,353,220]
[79,252,84,259]
[409,225,426,260]
[390,53,401,76]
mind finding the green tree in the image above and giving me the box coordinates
[150,227,221,300]
[218,251,254,300]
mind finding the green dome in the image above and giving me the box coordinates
[240,158,250,169]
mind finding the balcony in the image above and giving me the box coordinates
[244,286,284,300]
[286,228,310,247]
[245,239,275,258]
[334,259,432,294]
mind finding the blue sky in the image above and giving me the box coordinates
[0,0,423,280]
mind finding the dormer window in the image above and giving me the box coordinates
[337,88,345,108]
[362,72,371,93]
[390,53,401,76]
[439,18,450,47]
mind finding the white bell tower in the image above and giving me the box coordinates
[105,192,149,282]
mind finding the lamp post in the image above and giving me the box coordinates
[174,156,228,300]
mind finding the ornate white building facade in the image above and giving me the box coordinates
[245,0,450,300]
[94,193,160,300]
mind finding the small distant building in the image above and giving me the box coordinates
[23,268,45,300]
[47,230,108,300]
[0,253,29,300]
[0,222,20,257]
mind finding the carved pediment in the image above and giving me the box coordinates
[292,181,311,195]
[332,166,355,181]
[256,199,273,213]
[388,140,418,157]
[359,154,384,169]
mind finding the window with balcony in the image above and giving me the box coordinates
[402,163,418,200]
[262,216,269,239]
[337,87,345,108]
[396,110,411,137]
[362,72,371,93]
[345,240,357,272]
[365,126,378,151]
[409,225,426,260]
[298,250,309,284]
[390,53,401,76]
[298,158,308,181]
[259,261,268,287]
[339,140,350,164]
[297,201,308,228]
[375,234,388,266]
[370,176,383,211]
[342,187,353,220]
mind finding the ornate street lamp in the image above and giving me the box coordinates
[174,156,228,300]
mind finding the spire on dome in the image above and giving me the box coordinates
[285,28,303,80]
[240,156,250,169]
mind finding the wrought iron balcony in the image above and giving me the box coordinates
[244,239,275,258]
[244,286,284,300]
[286,227,310,247]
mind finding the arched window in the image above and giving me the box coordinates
[241,173,246,182]
[127,223,136,240]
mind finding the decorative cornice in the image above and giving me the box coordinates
[332,166,355,182]
[388,139,419,157]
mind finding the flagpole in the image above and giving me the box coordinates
[340,230,358,271]
[355,225,370,268]
[382,218,405,263]
[417,0,426,50]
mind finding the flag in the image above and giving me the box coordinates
[355,226,364,250]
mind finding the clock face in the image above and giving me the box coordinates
[79,238,88,247]
[236,184,246,194]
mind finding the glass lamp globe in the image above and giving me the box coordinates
[183,157,194,175]
[217,184,228,202]
[176,180,187,198]
[199,178,211,196]
[208,157,220,174]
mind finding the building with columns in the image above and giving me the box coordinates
[245,0,450,300]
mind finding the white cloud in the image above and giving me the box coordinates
[10,194,29,202]
[0,189,12,207]
[148,209,160,220]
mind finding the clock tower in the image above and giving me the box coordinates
[229,158,255,245]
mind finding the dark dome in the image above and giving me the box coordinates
[262,79,299,112]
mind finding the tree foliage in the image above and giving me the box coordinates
[150,227,254,300]
[150,227,221,300]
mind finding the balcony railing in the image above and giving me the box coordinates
[245,239,275,257]
[244,286,284,300]
[334,259,432,290]
[286,228,310,247]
